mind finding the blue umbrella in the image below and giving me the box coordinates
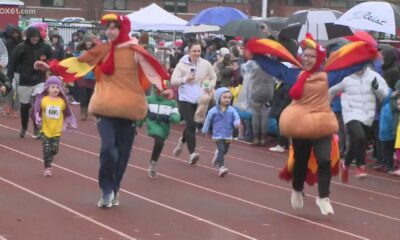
[188,6,248,27]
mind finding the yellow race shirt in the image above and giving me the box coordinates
[41,96,66,138]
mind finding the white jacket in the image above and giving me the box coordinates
[329,67,389,126]
[171,55,216,104]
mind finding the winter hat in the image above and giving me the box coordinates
[219,47,230,56]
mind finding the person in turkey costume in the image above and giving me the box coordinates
[247,33,379,215]
[51,14,172,208]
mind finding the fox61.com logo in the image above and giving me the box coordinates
[0,8,35,15]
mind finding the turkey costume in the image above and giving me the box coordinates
[246,33,378,215]
[51,14,171,208]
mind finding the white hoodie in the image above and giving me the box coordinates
[171,55,217,104]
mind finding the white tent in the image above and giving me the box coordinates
[126,3,188,31]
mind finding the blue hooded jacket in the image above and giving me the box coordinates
[202,87,240,140]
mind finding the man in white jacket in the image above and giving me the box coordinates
[329,65,389,181]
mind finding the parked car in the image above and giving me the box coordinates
[61,17,85,23]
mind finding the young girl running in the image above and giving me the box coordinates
[34,76,77,176]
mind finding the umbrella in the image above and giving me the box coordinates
[262,17,288,32]
[184,24,220,33]
[280,8,347,41]
[335,1,400,36]
[219,19,272,39]
[188,6,248,27]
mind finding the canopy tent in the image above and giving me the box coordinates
[126,3,188,31]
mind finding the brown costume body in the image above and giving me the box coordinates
[78,43,148,120]
[280,72,338,139]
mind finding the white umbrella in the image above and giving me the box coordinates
[335,1,400,35]
[282,8,344,41]
[184,24,220,33]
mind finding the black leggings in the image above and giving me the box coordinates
[178,101,197,154]
[345,120,370,167]
[292,136,332,198]
[20,103,31,131]
[151,136,165,162]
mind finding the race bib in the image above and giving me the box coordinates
[45,105,61,119]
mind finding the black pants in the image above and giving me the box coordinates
[43,136,60,168]
[345,120,370,167]
[20,103,31,131]
[80,87,93,108]
[178,101,197,154]
[292,136,332,198]
[381,140,395,170]
[151,136,165,162]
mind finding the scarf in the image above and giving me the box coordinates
[99,14,132,75]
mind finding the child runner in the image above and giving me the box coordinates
[139,83,180,178]
[202,87,240,177]
[34,76,77,176]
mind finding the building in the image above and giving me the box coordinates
[0,0,24,28]
[19,0,397,21]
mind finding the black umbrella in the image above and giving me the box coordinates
[279,23,353,42]
[219,19,275,39]
[281,8,348,41]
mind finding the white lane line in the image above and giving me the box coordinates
[0,144,257,240]
[0,235,8,240]
[0,176,136,240]
[62,144,375,239]
[75,128,400,185]
[62,142,400,222]
[1,122,399,218]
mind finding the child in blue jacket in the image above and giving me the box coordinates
[202,87,241,177]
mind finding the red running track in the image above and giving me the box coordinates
[0,108,400,240]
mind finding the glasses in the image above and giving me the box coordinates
[303,54,317,59]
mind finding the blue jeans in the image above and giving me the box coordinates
[97,116,136,194]
[216,140,230,167]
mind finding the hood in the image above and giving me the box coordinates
[4,24,21,38]
[381,46,398,70]
[180,54,193,65]
[44,76,63,91]
[24,27,43,45]
[215,87,231,106]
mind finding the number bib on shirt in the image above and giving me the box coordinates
[46,105,61,119]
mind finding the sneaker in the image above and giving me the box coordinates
[148,160,158,178]
[373,164,386,172]
[269,145,285,153]
[340,162,349,183]
[355,166,367,178]
[97,191,114,208]
[218,166,228,177]
[211,150,218,168]
[392,169,400,176]
[251,139,260,146]
[111,191,119,206]
[43,168,52,177]
[189,152,200,165]
[32,128,40,139]
[19,129,26,138]
[315,197,334,215]
[173,137,184,157]
[291,190,304,209]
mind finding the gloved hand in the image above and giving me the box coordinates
[371,77,379,90]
